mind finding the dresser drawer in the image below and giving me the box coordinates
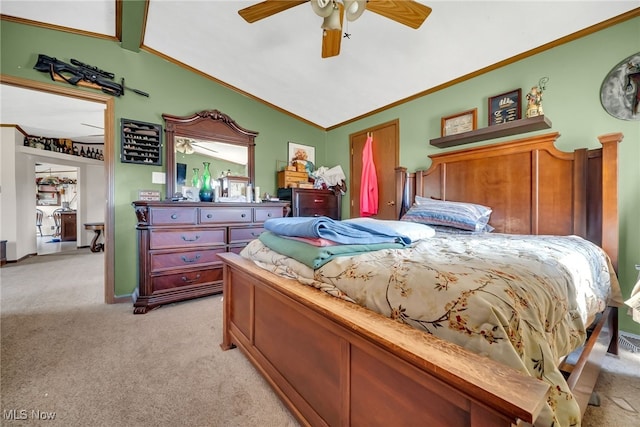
[295,192,339,209]
[254,206,284,222]
[298,207,337,218]
[150,247,225,272]
[151,268,223,293]
[229,226,264,244]
[200,207,253,224]
[149,228,225,249]
[228,245,246,255]
[149,207,198,225]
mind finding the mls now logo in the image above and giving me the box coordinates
[3,409,56,420]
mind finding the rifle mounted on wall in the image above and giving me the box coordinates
[34,54,149,98]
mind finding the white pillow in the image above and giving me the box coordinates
[345,217,436,241]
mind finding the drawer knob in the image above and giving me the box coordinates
[181,235,200,242]
[267,213,272,217]
[171,213,178,219]
[181,254,201,263]
[241,213,246,218]
[314,199,323,203]
[207,213,213,219]
[181,273,201,284]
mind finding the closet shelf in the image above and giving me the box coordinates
[430,116,552,148]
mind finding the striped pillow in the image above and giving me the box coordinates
[401,196,492,232]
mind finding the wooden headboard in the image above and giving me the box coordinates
[396,132,622,270]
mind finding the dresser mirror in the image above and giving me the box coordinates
[163,109,257,199]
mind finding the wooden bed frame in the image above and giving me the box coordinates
[219,131,623,426]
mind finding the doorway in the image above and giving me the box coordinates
[349,119,400,220]
[1,75,116,303]
[35,162,79,255]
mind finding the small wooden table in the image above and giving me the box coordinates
[84,222,104,252]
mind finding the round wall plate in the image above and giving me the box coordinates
[600,52,640,121]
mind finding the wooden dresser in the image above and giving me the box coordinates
[132,201,289,314]
[277,188,341,220]
[60,211,77,241]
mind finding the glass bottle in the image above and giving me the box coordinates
[191,168,201,188]
[199,162,214,202]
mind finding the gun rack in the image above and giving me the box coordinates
[121,119,162,166]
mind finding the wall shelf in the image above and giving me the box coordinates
[121,119,162,166]
[429,115,552,149]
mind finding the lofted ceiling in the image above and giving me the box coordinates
[1,0,639,142]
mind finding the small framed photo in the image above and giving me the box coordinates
[441,109,477,137]
[288,142,315,167]
[181,186,199,202]
[219,175,250,198]
[488,89,522,126]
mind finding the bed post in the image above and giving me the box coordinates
[597,132,622,357]
[597,133,622,273]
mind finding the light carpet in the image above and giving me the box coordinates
[1,250,297,426]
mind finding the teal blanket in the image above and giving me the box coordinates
[258,231,404,269]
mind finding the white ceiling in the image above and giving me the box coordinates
[1,0,638,140]
[0,84,106,143]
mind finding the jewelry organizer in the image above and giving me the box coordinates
[121,119,162,165]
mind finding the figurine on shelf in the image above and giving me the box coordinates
[526,77,549,118]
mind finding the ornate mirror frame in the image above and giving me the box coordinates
[163,109,257,199]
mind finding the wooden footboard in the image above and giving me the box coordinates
[220,252,549,427]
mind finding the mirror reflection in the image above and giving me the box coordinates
[163,109,257,200]
[174,137,249,189]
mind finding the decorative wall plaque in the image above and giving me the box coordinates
[488,89,521,126]
[600,52,640,121]
[441,109,477,136]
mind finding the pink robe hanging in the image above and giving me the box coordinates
[360,134,378,217]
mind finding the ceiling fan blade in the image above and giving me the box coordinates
[321,2,343,58]
[366,0,432,29]
[81,122,104,130]
[238,0,308,23]
[322,28,342,58]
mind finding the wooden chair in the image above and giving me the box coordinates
[36,209,44,236]
[52,208,64,237]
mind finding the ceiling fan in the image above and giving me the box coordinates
[238,0,432,58]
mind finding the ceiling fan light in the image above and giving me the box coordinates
[321,6,342,31]
[311,0,334,18]
[344,0,366,22]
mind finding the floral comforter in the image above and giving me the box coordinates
[241,233,618,427]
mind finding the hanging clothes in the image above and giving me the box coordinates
[360,133,378,217]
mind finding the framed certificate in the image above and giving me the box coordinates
[441,109,477,137]
[488,89,522,126]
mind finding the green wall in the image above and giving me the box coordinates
[325,17,640,335]
[2,17,638,334]
[1,20,326,300]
